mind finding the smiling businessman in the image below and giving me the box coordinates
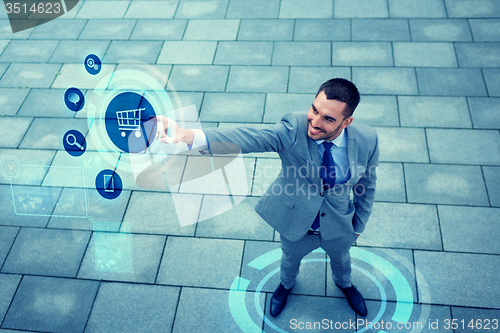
[155,78,379,317]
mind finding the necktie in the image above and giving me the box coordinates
[311,142,336,230]
[321,142,336,190]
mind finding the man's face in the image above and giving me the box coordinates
[307,91,353,141]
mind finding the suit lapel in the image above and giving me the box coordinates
[346,127,358,184]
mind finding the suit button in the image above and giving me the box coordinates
[321,213,326,217]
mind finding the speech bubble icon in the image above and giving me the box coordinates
[68,93,80,105]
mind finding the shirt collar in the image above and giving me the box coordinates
[315,128,345,147]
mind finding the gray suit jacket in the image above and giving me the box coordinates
[204,112,379,241]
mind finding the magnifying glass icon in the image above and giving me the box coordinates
[66,134,84,150]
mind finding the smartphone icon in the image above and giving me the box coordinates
[104,174,114,193]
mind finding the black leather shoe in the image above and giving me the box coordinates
[336,284,368,317]
[270,283,292,317]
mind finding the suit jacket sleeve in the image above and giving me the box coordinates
[203,113,300,154]
[352,132,379,234]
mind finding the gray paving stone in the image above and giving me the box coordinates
[439,205,500,254]
[375,127,429,162]
[389,0,446,18]
[178,154,254,196]
[215,41,273,65]
[124,0,179,19]
[50,63,113,89]
[288,66,351,94]
[394,42,457,67]
[175,92,204,115]
[103,40,163,64]
[41,151,118,189]
[49,40,110,63]
[272,42,331,66]
[415,251,500,308]
[157,41,217,65]
[226,66,288,93]
[79,19,136,40]
[85,282,180,333]
[361,302,452,333]
[251,158,282,196]
[0,63,61,88]
[175,0,228,19]
[353,67,418,95]
[427,129,500,165]
[183,19,239,40]
[0,116,32,148]
[196,196,274,240]
[469,19,500,42]
[352,19,410,41]
[328,247,417,301]
[405,163,490,206]
[483,69,500,97]
[2,275,99,333]
[0,226,18,267]
[399,96,472,128]
[28,19,86,40]
[239,240,281,292]
[332,42,393,66]
[353,95,399,127]
[416,68,487,96]
[264,294,354,331]
[483,166,500,207]
[334,0,389,18]
[0,149,55,186]
[226,0,280,18]
[279,0,333,18]
[18,118,88,150]
[131,19,187,40]
[169,65,229,92]
[264,93,314,123]
[78,232,165,283]
[121,191,198,235]
[0,20,31,39]
[360,202,442,250]
[409,19,473,41]
[201,92,265,122]
[294,19,350,41]
[0,88,28,116]
[445,0,500,18]
[451,307,500,332]
[17,88,78,117]
[47,187,129,232]
[2,228,90,277]
[173,288,255,333]
[237,19,293,41]
[456,43,500,68]
[76,0,130,19]
[157,236,243,288]
[0,274,21,324]
[375,162,406,202]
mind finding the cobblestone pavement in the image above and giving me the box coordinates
[1,0,499,332]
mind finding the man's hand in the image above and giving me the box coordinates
[151,116,194,146]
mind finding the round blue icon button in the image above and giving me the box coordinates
[64,88,85,112]
[96,169,122,200]
[104,92,157,153]
[85,54,101,75]
[63,130,86,157]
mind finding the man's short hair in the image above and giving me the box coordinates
[316,78,360,118]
